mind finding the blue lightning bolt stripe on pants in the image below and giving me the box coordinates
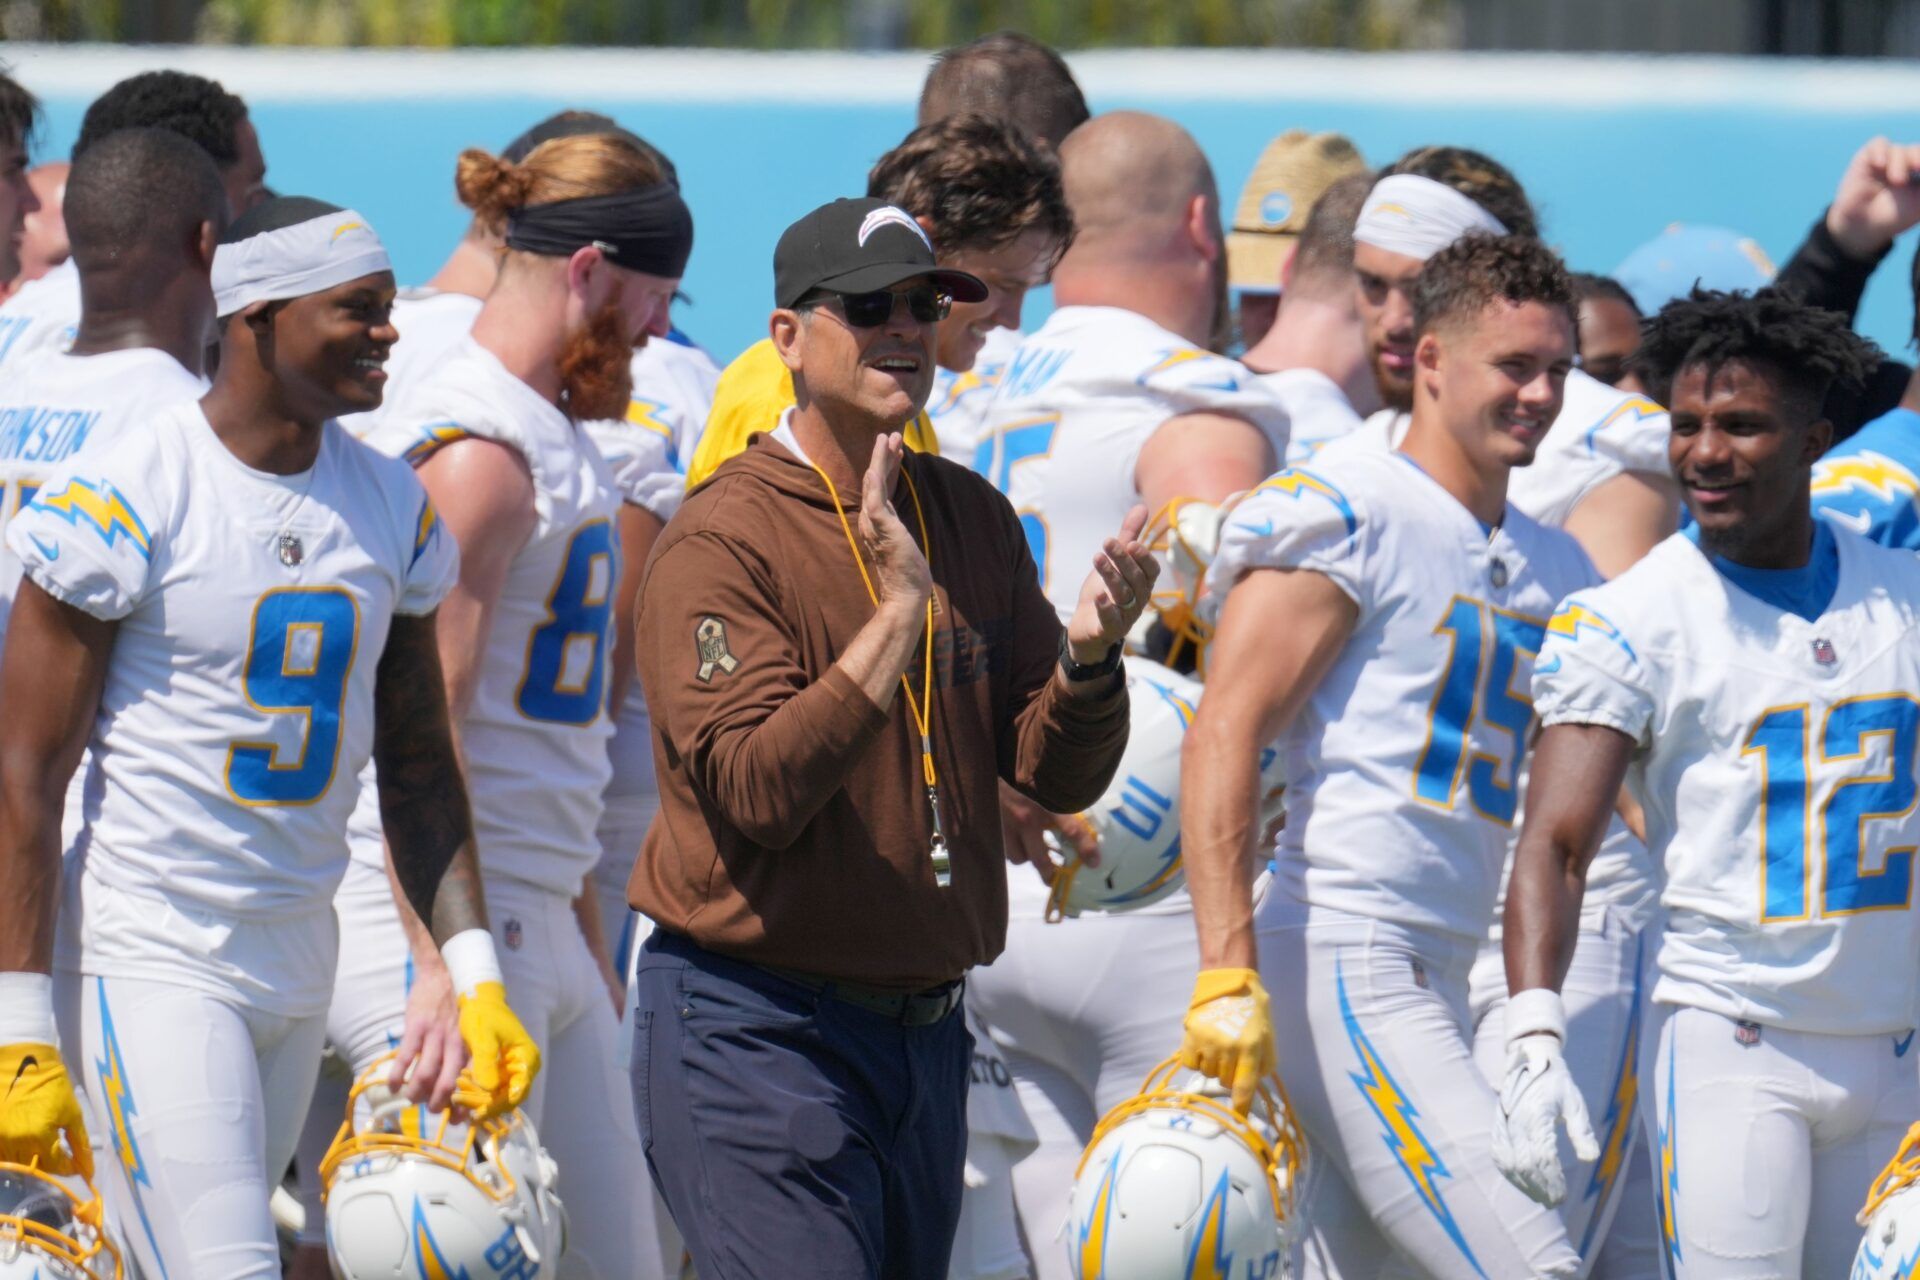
[1259,902,1581,1279]
[57,969,328,1280]
[1644,1003,1920,1280]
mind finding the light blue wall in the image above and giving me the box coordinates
[22,49,1920,364]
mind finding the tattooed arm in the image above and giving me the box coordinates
[373,610,487,945]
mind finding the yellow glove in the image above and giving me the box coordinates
[1178,968,1276,1115]
[455,982,540,1121]
[0,1042,94,1180]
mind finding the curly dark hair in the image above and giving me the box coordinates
[0,67,38,152]
[1634,287,1880,417]
[1388,145,1538,241]
[1412,234,1577,338]
[867,113,1074,265]
[74,70,247,166]
[918,32,1089,150]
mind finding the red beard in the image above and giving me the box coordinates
[558,299,636,422]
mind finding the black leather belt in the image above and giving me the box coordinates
[764,966,964,1028]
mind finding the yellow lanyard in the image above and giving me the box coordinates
[806,453,953,886]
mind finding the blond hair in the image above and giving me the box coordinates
[455,133,665,236]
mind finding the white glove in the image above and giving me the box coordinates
[1490,990,1599,1207]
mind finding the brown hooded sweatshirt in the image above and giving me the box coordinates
[629,431,1129,990]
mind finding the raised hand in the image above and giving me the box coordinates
[1066,503,1160,663]
[858,432,932,614]
[1827,136,1920,259]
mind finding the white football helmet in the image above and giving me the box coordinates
[321,1055,567,1279]
[1067,1058,1302,1280]
[1854,1122,1920,1277]
[1046,658,1286,921]
[0,1162,121,1280]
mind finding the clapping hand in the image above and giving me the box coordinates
[1065,504,1159,666]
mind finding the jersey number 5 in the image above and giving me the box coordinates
[1744,695,1919,921]
[1414,596,1547,825]
[977,413,1060,590]
[227,588,359,806]
[517,520,616,724]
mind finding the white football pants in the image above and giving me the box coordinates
[1469,908,1661,1278]
[1262,902,1581,1279]
[967,894,1202,1280]
[58,970,326,1280]
[1645,1002,1919,1279]
[327,864,654,1280]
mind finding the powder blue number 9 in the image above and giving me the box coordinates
[517,519,617,724]
[226,588,359,806]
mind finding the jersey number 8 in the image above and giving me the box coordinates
[517,520,616,724]
[226,588,359,806]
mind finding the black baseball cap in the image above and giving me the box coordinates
[774,197,988,310]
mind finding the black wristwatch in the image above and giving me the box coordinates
[1058,635,1123,683]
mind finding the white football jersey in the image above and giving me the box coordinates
[0,258,79,376]
[355,337,622,896]
[0,347,206,635]
[1338,369,1669,527]
[1208,448,1597,940]
[975,305,1290,618]
[931,323,1020,465]
[336,288,483,439]
[6,404,456,1002]
[1255,367,1363,464]
[580,333,719,812]
[1534,529,1920,1034]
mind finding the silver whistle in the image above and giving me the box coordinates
[928,784,953,888]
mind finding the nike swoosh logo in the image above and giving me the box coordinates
[1896,1031,1914,1058]
[27,532,58,561]
[6,1053,37,1098]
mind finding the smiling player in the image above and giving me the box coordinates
[1500,289,1918,1280]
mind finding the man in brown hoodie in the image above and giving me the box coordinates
[628,196,1150,1280]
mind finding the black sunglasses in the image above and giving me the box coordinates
[810,285,953,328]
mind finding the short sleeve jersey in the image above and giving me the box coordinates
[0,347,206,636]
[974,305,1291,619]
[356,337,623,896]
[580,332,720,809]
[1810,406,1920,551]
[927,324,1021,465]
[1534,529,1920,1034]
[6,404,457,920]
[1255,367,1364,464]
[1208,448,1597,940]
[0,259,80,377]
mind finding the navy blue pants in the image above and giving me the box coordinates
[631,930,971,1280]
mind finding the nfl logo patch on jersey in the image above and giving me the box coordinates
[504,918,523,951]
[1735,1020,1762,1047]
[1812,637,1837,667]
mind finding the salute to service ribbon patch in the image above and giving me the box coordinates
[696,616,740,681]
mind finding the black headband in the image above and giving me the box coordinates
[505,184,693,278]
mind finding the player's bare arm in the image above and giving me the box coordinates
[0,580,112,1177]
[0,582,111,974]
[1502,721,1635,995]
[1135,409,1278,517]
[1179,565,1353,1112]
[372,612,488,949]
[1561,470,1680,579]
[1185,566,1355,973]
